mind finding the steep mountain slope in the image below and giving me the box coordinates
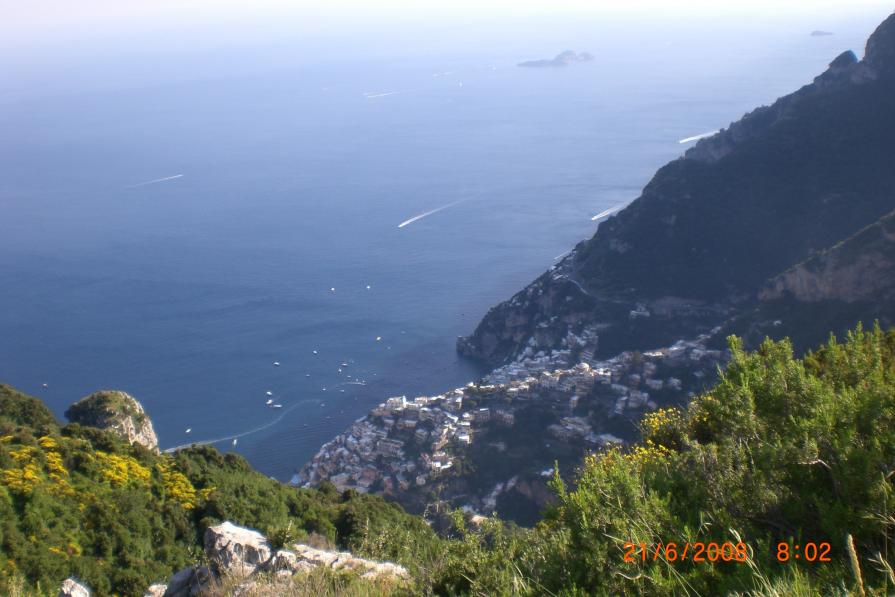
[459,12,895,366]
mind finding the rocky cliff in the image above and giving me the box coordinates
[459,11,895,366]
[719,209,895,351]
[760,209,895,304]
[66,390,159,452]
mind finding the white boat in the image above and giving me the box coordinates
[232,439,238,446]
[185,428,192,434]
[266,391,273,396]
[273,361,280,367]
[266,399,273,405]
[271,404,283,408]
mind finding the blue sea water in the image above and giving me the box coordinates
[0,14,878,479]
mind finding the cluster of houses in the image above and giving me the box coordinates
[294,329,726,504]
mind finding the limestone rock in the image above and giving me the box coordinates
[66,390,159,452]
[156,520,408,595]
[143,584,167,597]
[58,578,90,597]
[204,522,272,576]
[291,543,408,580]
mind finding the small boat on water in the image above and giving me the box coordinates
[266,390,273,396]
[232,438,238,446]
[185,428,192,434]
[271,404,283,409]
[273,361,280,367]
[266,399,274,405]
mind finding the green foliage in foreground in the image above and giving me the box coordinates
[0,384,438,596]
[3,324,895,596]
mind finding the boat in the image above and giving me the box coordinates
[266,399,273,405]
[266,391,273,396]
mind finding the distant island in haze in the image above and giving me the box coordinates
[518,50,594,68]
[811,30,835,36]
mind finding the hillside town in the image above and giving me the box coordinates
[294,331,727,518]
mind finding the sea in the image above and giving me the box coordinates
[0,11,880,479]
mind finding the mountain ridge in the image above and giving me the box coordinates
[458,11,895,366]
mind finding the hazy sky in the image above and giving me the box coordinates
[4,0,893,37]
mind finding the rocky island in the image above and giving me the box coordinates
[518,50,594,67]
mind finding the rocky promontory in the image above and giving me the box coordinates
[65,390,159,452]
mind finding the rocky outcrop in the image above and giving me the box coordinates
[204,522,273,577]
[202,522,408,581]
[152,521,408,595]
[865,11,895,76]
[58,578,90,597]
[460,12,895,366]
[715,209,895,354]
[760,210,895,304]
[65,390,159,452]
[143,584,168,597]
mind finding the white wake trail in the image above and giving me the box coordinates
[398,199,466,228]
[678,130,719,144]
[162,399,307,453]
[364,90,410,99]
[126,174,184,188]
[591,204,625,221]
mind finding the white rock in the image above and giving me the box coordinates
[143,584,167,597]
[291,543,408,579]
[204,522,272,576]
[58,578,90,597]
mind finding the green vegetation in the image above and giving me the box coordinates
[3,324,895,595]
[0,385,438,596]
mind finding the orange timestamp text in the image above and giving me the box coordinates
[623,541,750,564]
